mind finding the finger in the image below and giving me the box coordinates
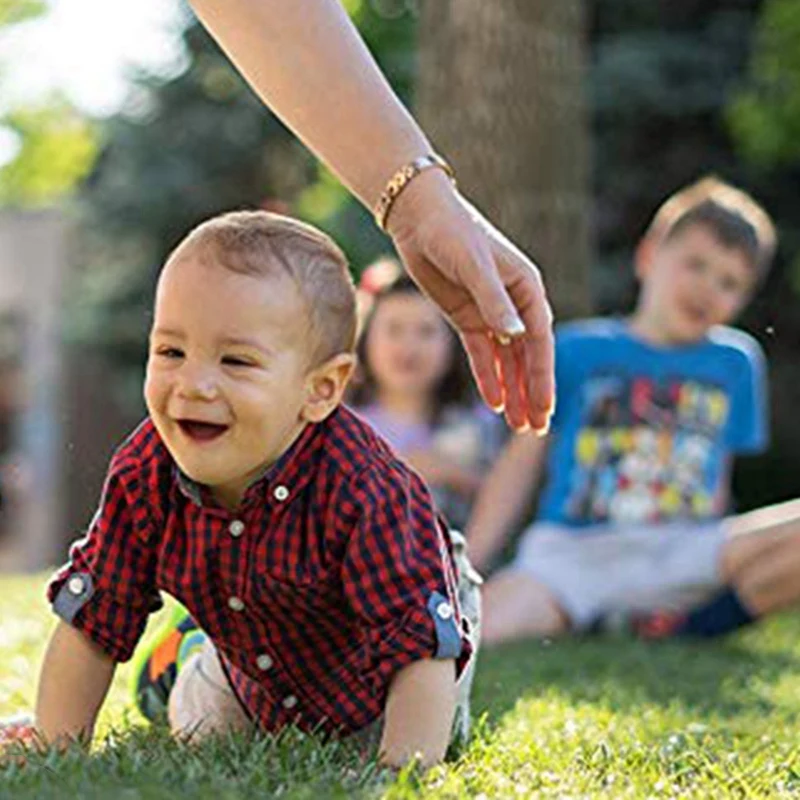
[494,336,528,431]
[518,296,555,432]
[522,334,555,433]
[461,331,503,412]
[460,236,526,338]
[499,251,555,432]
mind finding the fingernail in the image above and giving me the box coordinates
[490,403,505,415]
[500,314,526,337]
[515,422,531,435]
[535,422,550,438]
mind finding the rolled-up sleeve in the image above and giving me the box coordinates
[47,460,162,662]
[340,464,472,692]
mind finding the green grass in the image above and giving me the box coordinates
[3,574,800,798]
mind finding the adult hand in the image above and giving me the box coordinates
[388,170,555,433]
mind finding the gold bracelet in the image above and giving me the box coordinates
[374,153,456,232]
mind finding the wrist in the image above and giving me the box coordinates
[383,163,460,241]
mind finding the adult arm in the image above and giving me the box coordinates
[188,0,554,432]
[35,621,116,748]
[466,431,548,571]
[379,658,456,768]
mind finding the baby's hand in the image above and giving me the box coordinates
[0,715,40,766]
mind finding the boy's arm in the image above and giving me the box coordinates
[466,431,548,572]
[35,621,116,748]
[379,658,456,768]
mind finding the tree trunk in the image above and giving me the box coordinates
[416,0,592,319]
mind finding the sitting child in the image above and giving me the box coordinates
[19,211,478,768]
[350,259,506,533]
[467,177,800,644]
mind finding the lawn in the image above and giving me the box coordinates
[2,573,800,799]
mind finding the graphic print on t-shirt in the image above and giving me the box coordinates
[565,373,730,525]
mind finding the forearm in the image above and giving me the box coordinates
[189,0,430,206]
[379,658,456,768]
[35,621,116,748]
[466,432,547,570]
[405,450,480,497]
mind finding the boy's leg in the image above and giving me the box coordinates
[636,499,800,639]
[720,498,800,616]
[168,638,253,741]
[481,570,569,645]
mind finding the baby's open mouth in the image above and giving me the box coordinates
[176,419,230,441]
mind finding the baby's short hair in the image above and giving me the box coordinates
[647,177,777,280]
[172,210,356,366]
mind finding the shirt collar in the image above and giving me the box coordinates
[174,411,334,511]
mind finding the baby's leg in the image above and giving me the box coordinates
[481,569,569,645]
[720,497,800,615]
[168,639,253,742]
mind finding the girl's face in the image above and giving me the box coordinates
[365,292,453,400]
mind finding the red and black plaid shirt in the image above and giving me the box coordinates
[48,406,471,737]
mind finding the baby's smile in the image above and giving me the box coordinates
[176,418,231,442]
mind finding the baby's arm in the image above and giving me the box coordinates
[466,431,548,571]
[379,658,456,768]
[35,621,116,748]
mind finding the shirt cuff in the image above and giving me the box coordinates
[48,568,161,663]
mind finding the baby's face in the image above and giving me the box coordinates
[639,224,756,344]
[145,252,312,509]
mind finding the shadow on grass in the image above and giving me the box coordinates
[470,614,800,726]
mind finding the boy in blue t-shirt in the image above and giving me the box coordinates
[467,177,796,642]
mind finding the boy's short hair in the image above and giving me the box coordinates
[647,177,777,280]
[172,210,357,366]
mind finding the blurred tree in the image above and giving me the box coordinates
[0,101,97,206]
[416,0,591,320]
[0,0,96,206]
[0,0,43,26]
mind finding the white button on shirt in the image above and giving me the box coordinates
[256,654,273,671]
[436,601,453,620]
[228,596,245,612]
[68,576,85,595]
[282,695,298,709]
[229,519,245,537]
[273,485,289,501]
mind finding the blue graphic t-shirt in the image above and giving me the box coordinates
[537,318,769,528]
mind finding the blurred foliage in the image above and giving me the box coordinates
[728,0,800,167]
[0,0,97,206]
[728,0,800,297]
[0,0,43,26]
[0,101,97,206]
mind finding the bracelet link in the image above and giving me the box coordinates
[374,154,456,232]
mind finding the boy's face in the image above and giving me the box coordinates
[145,252,314,508]
[636,223,756,343]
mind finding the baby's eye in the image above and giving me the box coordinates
[157,346,184,359]
[221,355,255,367]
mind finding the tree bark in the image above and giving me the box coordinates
[417,0,592,319]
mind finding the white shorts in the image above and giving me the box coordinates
[512,521,727,630]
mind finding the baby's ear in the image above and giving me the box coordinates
[301,353,357,423]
